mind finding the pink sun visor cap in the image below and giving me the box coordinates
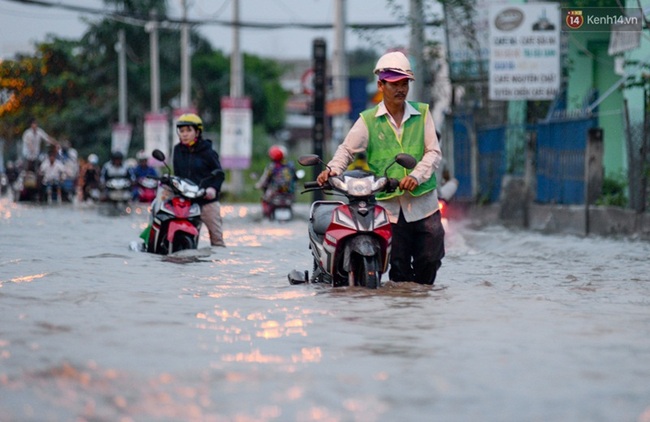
[377,69,415,82]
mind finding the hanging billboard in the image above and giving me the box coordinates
[220,97,252,169]
[488,3,561,100]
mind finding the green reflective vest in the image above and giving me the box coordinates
[360,102,437,200]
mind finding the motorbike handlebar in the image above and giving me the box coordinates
[386,178,400,193]
[303,177,399,194]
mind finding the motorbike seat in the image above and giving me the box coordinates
[311,202,342,235]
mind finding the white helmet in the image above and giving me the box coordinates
[136,150,148,161]
[88,153,99,165]
[373,51,415,81]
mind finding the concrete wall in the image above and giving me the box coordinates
[449,201,650,241]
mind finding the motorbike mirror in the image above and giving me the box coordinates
[152,149,166,162]
[152,149,173,174]
[395,153,417,170]
[298,154,320,167]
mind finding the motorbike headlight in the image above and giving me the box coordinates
[342,175,375,196]
[106,178,130,189]
[140,177,158,188]
[176,179,201,198]
[329,177,346,191]
[371,177,387,192]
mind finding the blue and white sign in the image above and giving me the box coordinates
[489,3,561,100]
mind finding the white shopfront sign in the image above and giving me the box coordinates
[488,3,561,100]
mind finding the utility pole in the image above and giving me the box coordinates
[111,28,133,156]
[117,29,127,125]
[409,0,425,102]
[312,38,327,202]
[331,0,349,157]
[146,10,161,113]
[230,0,244,192]
[180,0,191,109]
[230,0,243,98]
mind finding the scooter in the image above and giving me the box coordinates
[13,170,40,202]
[83,181,101,202]
[263,191,294,222]
[135,176,158,203]
[103,176,132,206]
[258,168,303,223]
[288,153,417,289]
[144,149,222,255]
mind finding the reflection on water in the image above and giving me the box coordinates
[4,273,49,284]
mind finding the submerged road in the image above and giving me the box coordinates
[1,198,649,421]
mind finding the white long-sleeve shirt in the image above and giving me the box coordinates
[22,126,53,161]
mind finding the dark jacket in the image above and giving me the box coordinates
[172,138,225,205]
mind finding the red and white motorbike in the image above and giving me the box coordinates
[288,153,416,289]
[135,176,158,203]
[144,149,221,255]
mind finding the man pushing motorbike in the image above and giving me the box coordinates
[317,51,445,285]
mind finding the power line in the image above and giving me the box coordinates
[2,0,443,30]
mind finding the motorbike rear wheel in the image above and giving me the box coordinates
[171,232,197,253]
[352,255,381,289]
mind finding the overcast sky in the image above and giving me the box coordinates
[0,0,444,60]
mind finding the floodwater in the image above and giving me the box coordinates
[1,196,649,422]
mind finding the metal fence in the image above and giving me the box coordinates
[451,111,601,205]
[536,114,598,204]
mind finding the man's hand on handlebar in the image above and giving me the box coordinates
[399,175,419,192]
[317,169,338,186]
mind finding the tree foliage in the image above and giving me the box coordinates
[0,0,288,163]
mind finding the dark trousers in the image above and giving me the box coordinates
[388,210,445,285]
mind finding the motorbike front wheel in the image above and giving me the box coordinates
[351,255,381,289]
[171,232,197,253]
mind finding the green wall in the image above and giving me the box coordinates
[566,32,626,177]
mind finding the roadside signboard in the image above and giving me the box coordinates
[488,3,561,100]
[220,97,252,169]
[144,112,169,158]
